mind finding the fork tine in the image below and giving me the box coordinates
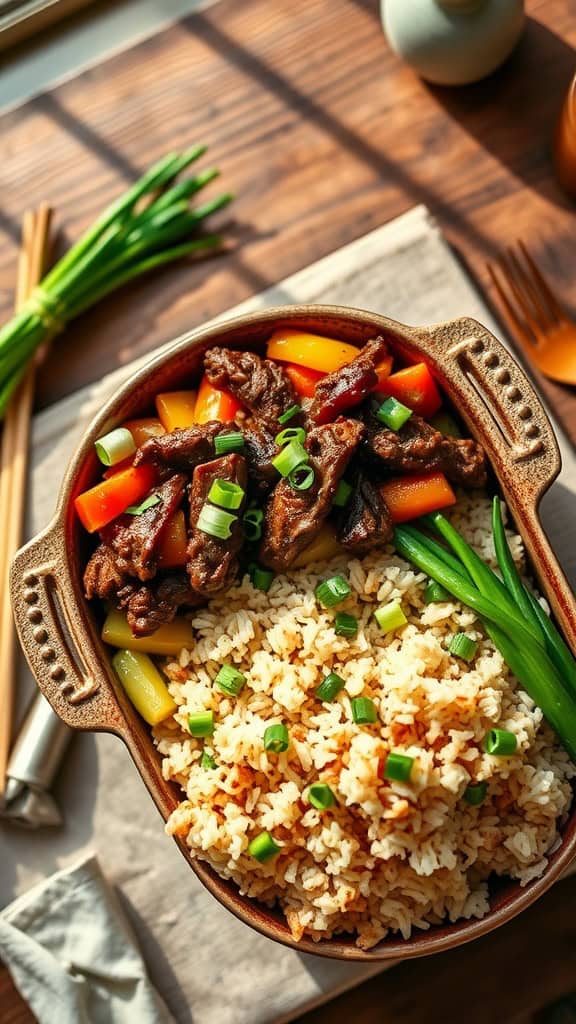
[517,240,567,324]
[495,252,541,339]
[486,260,538,350]
[505,246,551,333]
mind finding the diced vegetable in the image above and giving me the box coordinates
[214,431,245,455]
[316,672,345,702]
[102,609,193,655]
[380,471,456,523]
[380,362,442,419]
[126,494,161,516]
[267,329,361,373]
[463,782,487,805]
[122,417,165,447]
[424,580,450,604]
[307,783,335,810]
[376,397,412,432]
[75,464,156,533]
[188,711,215,737]
[374,600,407,633]
[263,723,289,753]
[275,427,306,447]
[215,664,246,696]
[102,456,135,479]
[243,508,264,542]
[291,525,343,568]
[158,510,188,568]
[207,479,245,510]
[156,390,197,432]
[430,411,461,438]
[351,696,377,724]
[194,374,242,424]
[201,750,217,770]
[333,480,352,508]
[95,427,136,467]
[112,649,176,725]
[315,575,351,608]
[374,356,394,390]
[272,440,309,477]
[383,751,414,782]
[278,404,302,424]
[288,465,315,491]
[449,633,478,661]
[485,729,517,756]
[283,362,326,398]
[334,612,358,638]
[249,832,280,861]
[249,563,274,592]
[197,504,236,539]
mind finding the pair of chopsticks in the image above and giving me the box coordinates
[0,205,53,797]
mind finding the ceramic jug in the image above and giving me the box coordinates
[381,0,525,87]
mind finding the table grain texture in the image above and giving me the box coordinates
[1,0,575,1020]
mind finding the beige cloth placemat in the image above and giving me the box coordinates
[2,205,575,1024]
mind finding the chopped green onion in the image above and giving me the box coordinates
[374,600,407,633]
[249,563,274,592]
[272,439,309,477]
[307,782,335,810]
[316,672,345,702]
[351,696,377,725]
[201,750,217,770]
[383,751,414,782]
[288,465,315,491]
[376,397,413,431]
[275,426,306,447]
[485,728,517,756]
[278,404,302,425]
[430,412,461,438]
[207,478,245,510]
[95,427,136,467]
[248,831,280,862]
[334,612,358,638]
[463,781,487,805]
[449,633,478,661]
[492,497,546,648]
[126,494,161,516]
[188,711,215,737]
[214,432,245,456]
[243,508,264,542]
[333,479,353,507]
[197,504,236,539]
[263,723,289,753]
[315,575,351,608]
[424,580,450,604]
[215,664,246,696]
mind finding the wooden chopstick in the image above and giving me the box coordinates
[0,204,53,797]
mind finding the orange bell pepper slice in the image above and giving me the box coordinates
[75,464,156,533]
[156,391,197,432]
[266,329,361,373]
[380,471,456,524]
[283,362,326,398]
[374,356,394,391]
[193,374,243,424]
[379,363,442,419]
[123,417,166,447]
[102,456,135,480]
[158,510,188,568]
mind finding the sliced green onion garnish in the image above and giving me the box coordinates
[424,580,450,604]
[95,426,136,467]
[126,494,161,516]
[449,633,478,661]
[376,397,413,431]
[201,750,217,770]
[272,439,309,477]
[334,612,358,638]
[383,751,414,782]
[248,831,280,862]
[315,575,351,608]
[374,600,407,633]
[278,404,302,425]
[463,781,487,805]
[215,664,246,696]
[288,465,315,491]
[351,696,377,725]
[485,728,517,756]
[188,710,215,737]
[243,508,264,542]
[207,478,245,510]
[263,723,289,753]
[214,431,245,456]
[333,479,353,507]
[197,504,236,539]
[249,562,274,592]
[307,782,335,810]
[275,426,306,447]
[316,672,345,702]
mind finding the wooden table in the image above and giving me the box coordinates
[0,0,575,1019]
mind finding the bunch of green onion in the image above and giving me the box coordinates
[395,498,576,762]
[0,146,232,417]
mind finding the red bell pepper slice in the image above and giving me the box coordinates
[380,362,442,419]
[75,464,157,533]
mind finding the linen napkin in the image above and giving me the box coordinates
[0,855,174,1024]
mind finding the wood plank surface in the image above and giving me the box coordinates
[1,0,576,1021]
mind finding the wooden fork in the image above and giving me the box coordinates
[487,242,576,387]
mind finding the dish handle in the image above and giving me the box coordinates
[10,520,127,734]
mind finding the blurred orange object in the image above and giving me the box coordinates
[554,73,576,198]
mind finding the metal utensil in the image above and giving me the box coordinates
[0,693,71,828]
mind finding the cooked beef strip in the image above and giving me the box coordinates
[338,473,393,552]
[204,347,297,430]
[187,453,248,595]
[99,474,186,580]
[84,544,126,601]
[366,413,487,487]
[118,574,201,637]
[310,336,389,425]
[243,424,279,494]
[134,421,236,472]
[259,418,364,571]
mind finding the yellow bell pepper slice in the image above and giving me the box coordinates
[155,391,197,432]
[112,649,176,725]
[266,329,360,373]
[291,525,344,568]
[102,609,193,655]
